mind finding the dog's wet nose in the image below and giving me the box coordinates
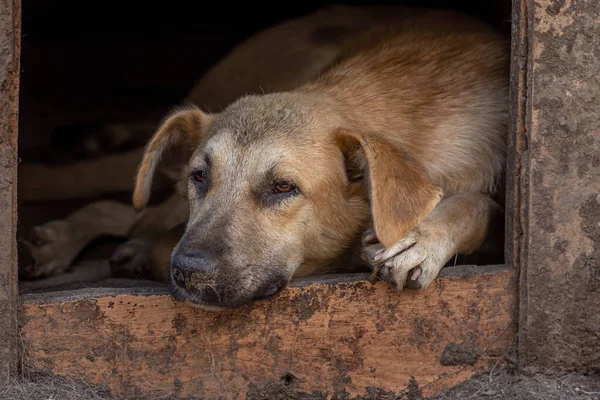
[170,251,216,289]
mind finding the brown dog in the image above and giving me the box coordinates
[22,4,402,279]
[131,16,509,309]
[22,6,508,310]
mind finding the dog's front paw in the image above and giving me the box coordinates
[22,220,81,279]
[110,238,153,278]
[362,225,454,291]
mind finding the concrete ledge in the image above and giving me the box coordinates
[20,265,516,399]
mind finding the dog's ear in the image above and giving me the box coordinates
[133,106,215,211]
[335,129,443,247]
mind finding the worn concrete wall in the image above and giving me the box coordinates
[0,0,20,383]
[517,0,600,373]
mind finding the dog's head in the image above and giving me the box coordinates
[133,93,441,309]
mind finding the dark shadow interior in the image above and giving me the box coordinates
[17,0,512,294]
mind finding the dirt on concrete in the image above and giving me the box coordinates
[2,370,599,400]
[429,371,600,400]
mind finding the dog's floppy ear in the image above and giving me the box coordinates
[335,129,443,247]
[133,106,215,211]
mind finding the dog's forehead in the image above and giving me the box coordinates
[209,94,314,145]
[201,132,296,178]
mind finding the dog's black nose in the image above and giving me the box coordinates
[170,251,216,289]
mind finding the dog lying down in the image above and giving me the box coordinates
[23,5,508,310]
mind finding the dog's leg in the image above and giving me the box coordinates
[18,147,172,201]
[363,192,503,290]
[110,194,188,278]
[22,201,137,279]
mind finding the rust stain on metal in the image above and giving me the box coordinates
[21,269,516,399]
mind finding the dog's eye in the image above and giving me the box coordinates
[273,180,297,194]
[261,179,299,206]
[191,170,206,184]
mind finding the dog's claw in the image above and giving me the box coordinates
[410,266,422,281]
[362,224,449,291]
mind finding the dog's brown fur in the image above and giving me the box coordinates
[132,14,509,308]
[22,6,508,308]
[23,4,399,279]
